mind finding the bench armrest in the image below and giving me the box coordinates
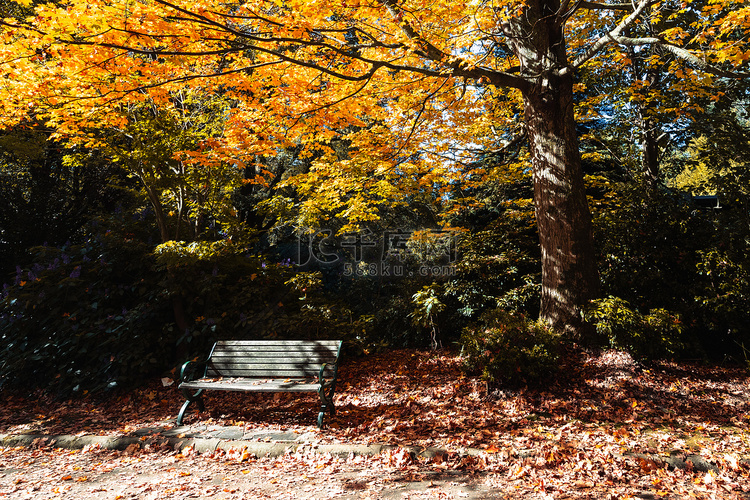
[179,342,218,383]
[180,356,210,383]
[318,360,339,386]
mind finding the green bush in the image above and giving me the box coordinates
[460,309,561,387]
[0,239,360,395]
[583,296,684,359]
[445,213,541,321]
[0,214,361,395]
[0,217,171,395]
[693,249,750,360]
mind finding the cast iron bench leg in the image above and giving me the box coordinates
[177,388,205,425]
[317,387,336,428]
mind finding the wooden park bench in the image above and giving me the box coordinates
[177,340,342,428]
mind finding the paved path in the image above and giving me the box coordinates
[0,424,499,499]
[1,423,470,460]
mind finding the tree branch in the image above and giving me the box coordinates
[575,31,749,79]
[376,0,528,90]
[83,0,530,90]
[570,0,655,69]
[615,37,750,78]
[578,1,633,11]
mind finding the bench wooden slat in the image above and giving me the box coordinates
[208,361,332,369]
[207,359,336,378]
[208,360,333,368]
[214,346,336,357]
[181,379,323,392]
[209,355,337,362]
[215,340,341,346]
[213,341,340,353]
[208,365,327,373]
[210,352,337,359]
[206,369,322,378]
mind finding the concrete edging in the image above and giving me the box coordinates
[0,433,460,460]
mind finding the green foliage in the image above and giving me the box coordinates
[584,297,684,359]
[154,240,238,266]
[94,91,246,243]
[460,309,561,387]
[593,182,707,308]
[0,215,170,395]
[591,181,711,342]
[149,243,359,359]
[440,153,541,321]
[284,271,324,296]
[409,285,446,349]
[0,207,365,395]
[591,175,750,360]
[0,125,129,278]
[693,248,750,360]
[445,210,541,319]
[354,281,431,349]
[410,285,445,325]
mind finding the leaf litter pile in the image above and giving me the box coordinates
[1,349,750,499]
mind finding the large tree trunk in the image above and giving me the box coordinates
[508,0,601,340]
[523,75,600,340]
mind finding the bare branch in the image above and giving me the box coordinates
[614,36,750,78]
[578,1,633,11]
[570,0,655,69]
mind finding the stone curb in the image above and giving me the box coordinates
[5,432,728,474]
[0,433,482,460]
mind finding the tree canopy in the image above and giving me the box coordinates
[2,0,746,336]
[0,0,749,393]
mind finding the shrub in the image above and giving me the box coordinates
[693,249,750,361]
[0,222,170,395]
[444,213,541,321]
[0,214,355,395]
[460,309,561,387]
[409,285,446,349]
[583,296,684,359]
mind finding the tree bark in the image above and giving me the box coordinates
[507,0,601,340]
[640,116,661,186]
[522,76,600,339]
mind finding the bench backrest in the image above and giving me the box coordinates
[205,340,342,379]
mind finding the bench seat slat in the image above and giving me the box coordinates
[216,345,336,353]
[215,340,341,346]
[213,350,327,354]
[181,378,324,392]
[211,352,336,365]
[210,355,333,361]
[206,371,323,378]
[208,360,334,373]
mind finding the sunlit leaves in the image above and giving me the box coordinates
[0,0,745,237]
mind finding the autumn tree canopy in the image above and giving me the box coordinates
[1,0,748,336]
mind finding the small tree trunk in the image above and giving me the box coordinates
[138,171,191,348]
[640,116,661,188]
[140,176,170,243]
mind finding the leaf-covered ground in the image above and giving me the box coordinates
[1,349,750,498]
